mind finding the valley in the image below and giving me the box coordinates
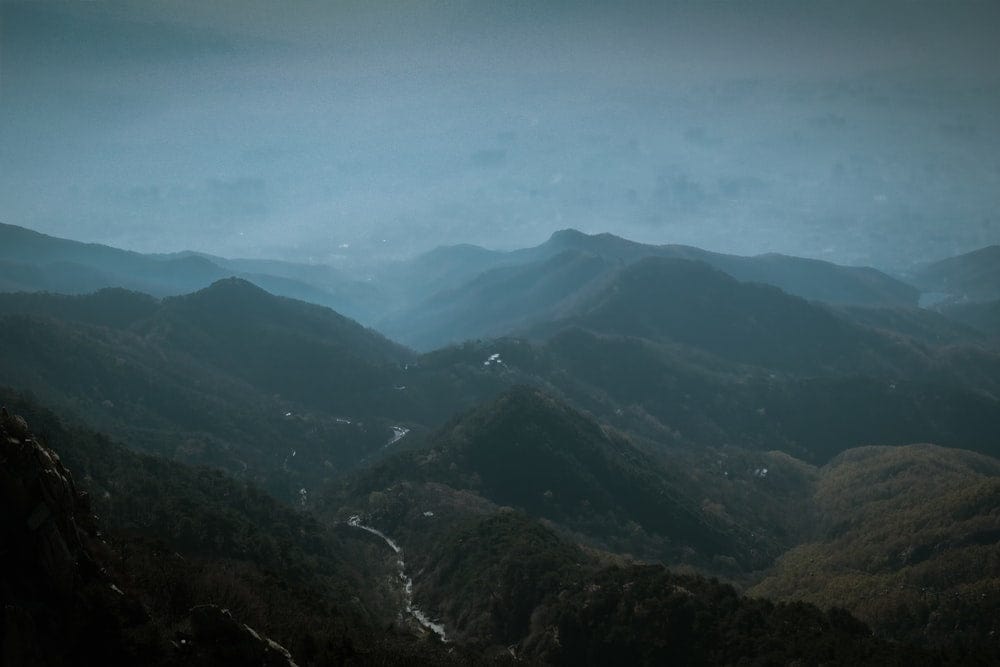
[4,4,997,663]
[2,225,999,664]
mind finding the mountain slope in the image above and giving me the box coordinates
[0,222,375,320]
[522,229,919,307]
[0,287,160,328]
[5,396,948,664]
[335,387,777,573]
[534,256,923,376]
[379,250,615,349]
[378,229,919,348]
[938,298,1000,338]
[0,391,470,665]
[911,245,1000,302]
[4,277,998,499]
[138,278,411,412]
[0,281,419,499]
[751,444,1000,653]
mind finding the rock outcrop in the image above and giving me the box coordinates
[176,604,298,667]
[0,406,133,665]
[0,407,300,666]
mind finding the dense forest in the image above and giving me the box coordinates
[2,225,1000,665]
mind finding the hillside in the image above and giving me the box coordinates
[3,277,999,505]
[0,391,470,665]
[937,298,1000,338]
[320,389,993,660]
[0,223,924,343]
[337,387,761,568]
[0,281,419,500]
[6,396,953,664]
[524,229,919,307]
[378,250,614,349]
[533,256,913,375]
[0,222,375,320]
[378,229,920,349]
[910,245,1000,302]
[0,287,160,328]
[750,444,1000,654]
[2,246,1000,661]
[138,278,411,411]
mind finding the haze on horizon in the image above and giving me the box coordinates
[2,0,998,270]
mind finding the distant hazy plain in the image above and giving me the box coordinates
[2,1,998,269]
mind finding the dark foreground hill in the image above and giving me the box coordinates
[320,388,995,661]
[334,387,760,571]
[6,396,970,664]
[0,392,463,665]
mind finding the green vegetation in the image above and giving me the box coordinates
[0,389,466,664]
[525,564,949,666]
[751,444,1000,655]
[332,387,761,572]
[0,282,415,500]
[3,233,1000,663]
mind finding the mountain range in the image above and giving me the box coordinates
[1,222,999,664]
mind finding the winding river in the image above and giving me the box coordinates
[347,515,448,641]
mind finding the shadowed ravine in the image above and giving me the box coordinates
[346,515,449,641]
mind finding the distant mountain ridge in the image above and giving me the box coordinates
[910,245,1000,302]
[530,256,916,375]
[379,228,921,349]
[0,222,378,321]
[0,222,949,352]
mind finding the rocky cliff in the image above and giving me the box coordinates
[0,407,297,666]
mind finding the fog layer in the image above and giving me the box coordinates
[2,1,998,268]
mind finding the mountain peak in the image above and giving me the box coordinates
[187,276,270,301]
[542,228,653,261]
[204,275,265,292]
[547,228,591,244]
[160,277,281,318]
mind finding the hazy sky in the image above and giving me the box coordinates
[2,1,999,268]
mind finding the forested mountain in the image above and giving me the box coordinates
[0,391,464,665]
[331,387,759,571]
[377,250,614,349]
[522,229,919,307]
[3,271,999,503]
[751,444,1000,654]
[937,298,1000,338]
[1,223,922,344]
[6,399,965,664]
[530,257,914,374]
[320,386,998,660]
[378,229,920,349]
[0,281,417,499]
[5,0,998,661]
[3,226,1000,664]
[835,303,988,347]
[910,245,1000,303]
[0,222,377,321]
